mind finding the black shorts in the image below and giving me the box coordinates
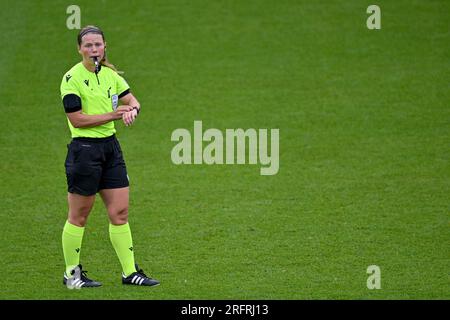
[65,135,129,196]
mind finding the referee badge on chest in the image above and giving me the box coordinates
[111,94,119,110]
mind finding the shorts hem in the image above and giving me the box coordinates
[68,189,97,196]
[98,183,130,192]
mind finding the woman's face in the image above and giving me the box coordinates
[78,33,106,64]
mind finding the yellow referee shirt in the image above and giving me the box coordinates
[60,62,130,138]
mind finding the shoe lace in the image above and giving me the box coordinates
[136,268,150,279]
[80,270,92,281]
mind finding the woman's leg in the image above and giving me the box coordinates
[100,187,136,276]
[67,192,96,226]
[62,192,96,275]
[100,187,129,225]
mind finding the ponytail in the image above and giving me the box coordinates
[100,52,123,74]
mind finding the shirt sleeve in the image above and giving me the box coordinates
[60,72,80,99]
[113,72,131,97]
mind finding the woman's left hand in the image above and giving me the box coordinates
[122,109,138,126]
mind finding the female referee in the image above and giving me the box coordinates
[60,25,159,288]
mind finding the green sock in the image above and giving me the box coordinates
[109,223,136,276]
[62,221,84,276]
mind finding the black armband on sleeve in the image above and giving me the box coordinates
[62,94,82,113]
[118,89,130,99]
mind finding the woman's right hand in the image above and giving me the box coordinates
[113,105,134,119]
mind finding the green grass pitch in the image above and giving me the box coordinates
[0,0,448,299]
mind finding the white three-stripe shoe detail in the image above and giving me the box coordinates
[122,264,160,287]
[62,264,102,288]
[131,275,146,285]
[72,279,85,288]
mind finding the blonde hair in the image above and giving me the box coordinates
[77,25,123,73]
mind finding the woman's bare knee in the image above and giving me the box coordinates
[109,207,129,225]
[67,193,95,227]
[68,214,88,227]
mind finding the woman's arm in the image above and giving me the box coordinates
[66,105,133,128]
[120,93,140,112]
[119,93,141,126]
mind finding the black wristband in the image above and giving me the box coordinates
[132,106,140,114]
